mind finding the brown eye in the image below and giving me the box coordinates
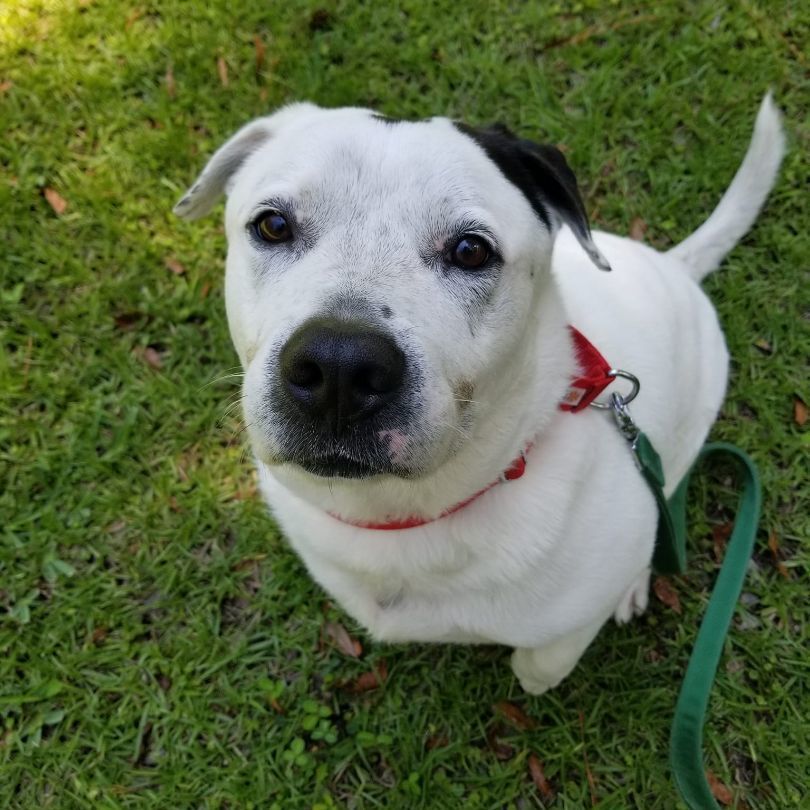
[256,211,292,243]
[450,235,490,269]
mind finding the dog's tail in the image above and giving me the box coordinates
[668,92,786,281]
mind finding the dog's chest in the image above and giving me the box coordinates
[258,423,658,648]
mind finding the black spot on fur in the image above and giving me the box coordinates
[454,122,593,248]
[380,304,392,319]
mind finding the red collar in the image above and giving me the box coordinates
[329,326,613,531]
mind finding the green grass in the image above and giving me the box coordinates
[1,1,807,807]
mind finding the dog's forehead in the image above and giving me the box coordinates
[234,108,517,215]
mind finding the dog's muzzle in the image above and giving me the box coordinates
[274,317,408,477]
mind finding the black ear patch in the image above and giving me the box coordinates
[455,123,610,271]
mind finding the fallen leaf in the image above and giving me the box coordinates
[706,770,733,805]
[712,522,733,562]
[345,659,388,692]
[528,753,555,801]
[0,80,13,94]
[44,187,68,215]
[253,34,266,73]
[217,56,229,87]
[241,561,262,596]
[752,337,772,354]
[125,7,143,29]
[200,282,212,300]
[91,626,108,645]
[229,481,258,501]
[165,64,176,99]
[114,311,145,331]
[492,700,536,731]
[540,13,657,51]
[425,733,449,750]
[138,346,163,369]
[578,709,598,806]
[164,257,185,275]
[323,621,362,657]
[486,724,515,760]
[653,576,681,614]
[629,216,648,241]
[768,531,790,579]
[106,519,126,534]
[232,553,268,572]
[794,398,807,427]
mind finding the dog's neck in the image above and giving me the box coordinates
[262,281,575,524]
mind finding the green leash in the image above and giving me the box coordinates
[609,395,762,809]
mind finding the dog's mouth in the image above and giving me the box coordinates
[294,453,388,479]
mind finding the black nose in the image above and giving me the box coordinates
[279,318,406,432]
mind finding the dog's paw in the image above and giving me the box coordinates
[511,620,606,695]
[510,648,561,696]
[613,568,650,624]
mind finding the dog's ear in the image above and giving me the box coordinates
[173,119,273,220]
[173,103,318,221]
[456,123,610,271]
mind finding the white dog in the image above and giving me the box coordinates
[175,95,784,694]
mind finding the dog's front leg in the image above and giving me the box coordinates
[613,567,651,625]
[510,617,606,695]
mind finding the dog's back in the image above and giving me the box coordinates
[555,93,785,489]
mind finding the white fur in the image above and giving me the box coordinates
[176,96,784,693]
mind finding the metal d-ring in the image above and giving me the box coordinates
[589,369,641,410]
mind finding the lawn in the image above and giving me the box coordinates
[1,1,807,807]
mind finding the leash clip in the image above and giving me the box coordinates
[587,365,643,466]
[608,391,644,470]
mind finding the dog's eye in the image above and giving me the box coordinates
[449,235,490,269]
[255,211,292,243]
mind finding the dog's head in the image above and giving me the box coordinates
[176,104,606,481]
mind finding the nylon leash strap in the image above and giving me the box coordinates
[609,394,762,810]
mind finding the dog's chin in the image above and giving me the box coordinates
[252,420,464,482]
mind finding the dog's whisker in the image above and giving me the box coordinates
[197,369,245,392]
[218,395,247,423]
[436,419,473,440]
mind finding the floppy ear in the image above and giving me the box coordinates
[173,102,319,221]
[173,119,273,220]
[456,123,610,271]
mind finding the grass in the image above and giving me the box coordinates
[1,0,807,807]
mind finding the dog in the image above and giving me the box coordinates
[174,94,784,694]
